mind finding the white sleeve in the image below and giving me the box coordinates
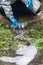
[1,0,14,19]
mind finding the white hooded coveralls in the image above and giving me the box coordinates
[0,0,26,19]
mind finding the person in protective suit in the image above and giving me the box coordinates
[0,0,40,28]
[0,0,33,28]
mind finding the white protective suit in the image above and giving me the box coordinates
[0,0,27,19]
[0,0,41,19]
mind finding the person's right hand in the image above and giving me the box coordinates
[10,17,19,28]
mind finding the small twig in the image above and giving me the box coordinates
[28,18,43,25]
[24,18,43,29]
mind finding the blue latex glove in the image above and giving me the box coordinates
[10,17,19,28]
[26,0,32,8]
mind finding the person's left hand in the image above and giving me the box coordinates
[26,0,32,8]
